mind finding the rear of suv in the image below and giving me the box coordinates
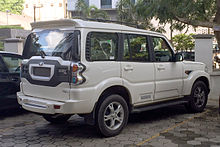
[18,19,210,137]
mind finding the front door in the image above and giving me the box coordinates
[151,36,183,100]
[121,34,155,105]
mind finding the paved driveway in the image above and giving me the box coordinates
[0,100,219,147]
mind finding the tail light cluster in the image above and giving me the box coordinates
[71,63,86,85]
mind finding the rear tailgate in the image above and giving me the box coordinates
[21,56,71,101]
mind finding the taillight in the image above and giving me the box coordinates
[71,63,86,85]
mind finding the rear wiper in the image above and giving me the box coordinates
[39,50,46,59]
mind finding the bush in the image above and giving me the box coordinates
[0,25,23,29]
[0,41,3,51]
[172,34,195,52]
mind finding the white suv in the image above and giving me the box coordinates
[17,19,210,137]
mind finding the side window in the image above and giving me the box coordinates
[88,32,118,61]
[0,58,5,72]
[2,56,22,73]
[152,37,173,62]
[123,34,149,62]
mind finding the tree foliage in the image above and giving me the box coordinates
[75,0,109,19]
[137,0,220,46]
[0,0,24,15]
[137,0,217,28]
[172,34,195,52]
[116,0,165,33]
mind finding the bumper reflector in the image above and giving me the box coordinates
[54,105,61,109]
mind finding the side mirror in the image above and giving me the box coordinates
[173,53,183,62]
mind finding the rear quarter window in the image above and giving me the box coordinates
[86,32,118,61]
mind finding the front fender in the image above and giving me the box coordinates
[182,70,210,96]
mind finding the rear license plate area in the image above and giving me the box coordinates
[33,67,51,77]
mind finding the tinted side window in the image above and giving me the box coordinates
[2,56,22,73]
[0,57,5,72]
[88,32,118,61]
[152,37,173,62]
[123,34,149,62]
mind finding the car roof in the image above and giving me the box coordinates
[0,51,22,57]
[31,19,163,36]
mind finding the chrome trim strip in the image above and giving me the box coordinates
[23,103,48,109]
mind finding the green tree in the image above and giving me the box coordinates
[137,0,220,48]
[0,0,24,15]
[116,0,165,32]
[75,0,108,19]
[172,34,195,52]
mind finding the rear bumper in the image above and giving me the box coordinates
[17,92,93,114]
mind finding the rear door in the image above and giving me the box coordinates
[121,34,155,105]
[150,36,183,100]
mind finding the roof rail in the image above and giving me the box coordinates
[73,17,140,29]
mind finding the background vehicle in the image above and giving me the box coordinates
[0,51,23,110]
[18,19,210,137]
[176,51,195,61]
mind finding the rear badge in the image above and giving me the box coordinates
[39,62,44,66]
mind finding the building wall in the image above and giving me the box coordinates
[23,0,66,21]
[67,0,120,11]
[0,12,32,30]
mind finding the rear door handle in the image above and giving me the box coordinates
[124,66,134,71]
[157,65,165,71]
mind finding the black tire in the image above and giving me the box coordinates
[185,81,208,113]
[96,94,129,137]
[43,114,71,124]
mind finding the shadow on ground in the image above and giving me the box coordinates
[0,108,27,119]
[32,104,190,138]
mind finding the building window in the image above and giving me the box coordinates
[59,3,62,7]
[51,3,54,7]
[84,0,89,6]
[25,4,28,8]
[101,0,112,9]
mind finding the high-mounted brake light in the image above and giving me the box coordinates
[71,63,86,85]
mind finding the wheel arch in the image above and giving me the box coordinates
[97,85,132,112]
[193,76,210,94]
[183,71,210,96]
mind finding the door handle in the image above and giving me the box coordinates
[124,66,134,71]
[157,65,165,71]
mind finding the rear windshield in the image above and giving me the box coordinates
[23,29,79,60]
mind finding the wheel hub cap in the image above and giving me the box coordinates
[194,86,206,107]
[104,102,124,130]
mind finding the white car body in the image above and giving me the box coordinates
[17,19,210,115]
